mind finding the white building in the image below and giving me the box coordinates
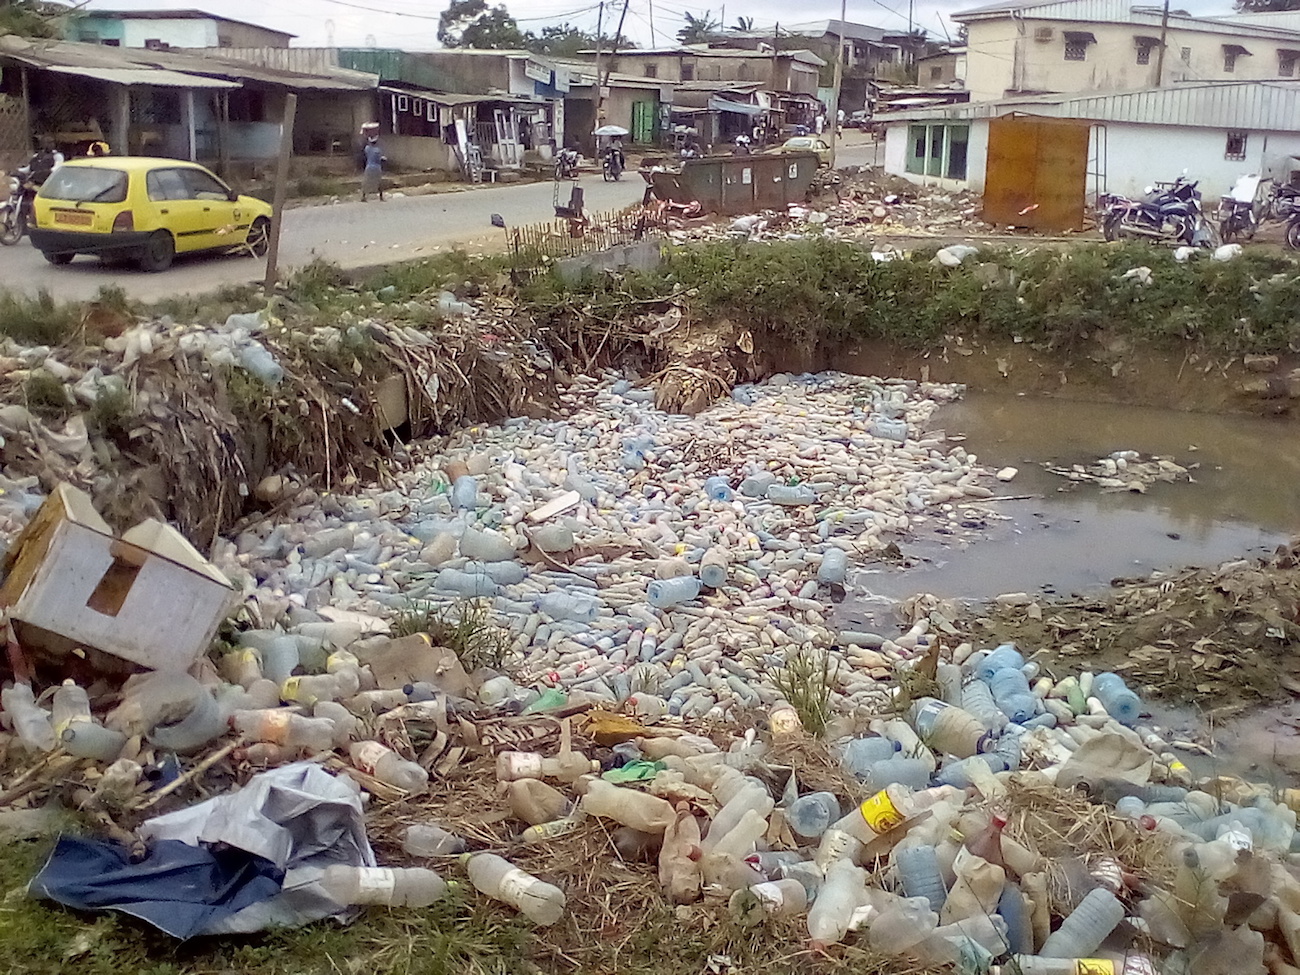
[72,9,294,50]
[954,0,1300,102]
[881,81,1300,214]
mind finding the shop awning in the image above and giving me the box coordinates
[1223,44,1252,56]
[708,96,765,116]
[1063,31,1097,45]
[1133,35,1162,47]
[42,65,239,88]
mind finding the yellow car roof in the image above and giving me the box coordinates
[57,157,213,172]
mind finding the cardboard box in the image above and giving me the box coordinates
[0,484,235,672]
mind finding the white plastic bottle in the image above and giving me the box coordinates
[403,824,467,856]
[1040,887,1126,958]
[2,683,56,751]
[320,865,452,907]
[464,852,566,926]
[579,777,676,833]
[807,858,867,948]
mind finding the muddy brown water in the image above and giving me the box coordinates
[853,392,1297,603]
[841,392,1300,785]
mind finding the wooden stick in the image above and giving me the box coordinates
[132,739,242,812]
[0,748,69,806]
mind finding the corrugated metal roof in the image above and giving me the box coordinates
[882,80,1300,131]
[42,64,238,88]
[81,7,295,37]
[954,0,1300,37]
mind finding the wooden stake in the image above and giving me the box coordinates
[263,92,298,291]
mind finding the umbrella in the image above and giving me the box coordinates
[593,125,629,137]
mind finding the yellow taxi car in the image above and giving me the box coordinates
[31,157,274,272]
[766,136,833,167]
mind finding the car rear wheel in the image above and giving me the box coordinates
[138,230,175,272]
[246,216,271,258]
[42,251,73,266]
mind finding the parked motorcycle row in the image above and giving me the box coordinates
[1100,171,1300,250]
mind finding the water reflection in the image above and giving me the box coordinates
[857,394,1296,601]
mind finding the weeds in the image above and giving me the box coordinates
[86,384,135,441]
[0,288,79,345]
[294,175,344,198]
[395,599,513,674]
[23,369,71,418]
[771,646,839,736]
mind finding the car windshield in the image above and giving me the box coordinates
[788,139,811,147]
[38,167,128,204]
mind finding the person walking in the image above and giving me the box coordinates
[360,126,386,203]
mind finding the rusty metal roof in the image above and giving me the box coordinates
[42,64,238,88]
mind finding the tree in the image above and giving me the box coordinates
[524,23,632,57]
[732,16,754,31]
[438,0,526,48]
[677,11,721,44]
[0,0,66,38]
[1234,0,1300,10]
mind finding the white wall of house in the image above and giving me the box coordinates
[964,16,1300,102]
[120,19,220,49]
[884,116,1300,202]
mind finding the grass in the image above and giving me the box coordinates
[23,369,72,418]
[0,289,79,345]
[394,599,513,674]
[771,647,839,737]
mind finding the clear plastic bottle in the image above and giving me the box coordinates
[894,844,948,912]
[259,635,300,684]
[814,786,919,867]
[908,698,991,759]
[403,823,467,856]
[818,548,848,585]
[999,883,1035,955]
[704,784,775,851]
[647,576,702,609]
[537,592,601,623]
[496,750,599,784]
[962,680,1009,731]
[451,474,478,510]
[580,777,676,833]
[963,810,1008,867]
[1091,672,1141,726]
[841,735,901,776]
[1010,957,1118,975]
[282,672,357,708]
[989,669,1038,723]
[766,484,816,505]
[703,476,733,502]
[460,526,515,562]
[531,524,575,553]
[807,858,867,948]
[739,471,779,497]
[220,648,263,688]
[864,757,932,792]
[1039,887,1126,958]
[349,740,429,792]
[974,644,1024,682]
[61,722,127,761]
[508,779,570,825]
[232,709,336,752]
[699,549,729,589]
[521,815,586,844]
[149,688,226,754]
[867,893,938,955]
[434,568,500,598]
[3,683,56,752]
[320,865,451,907]
[464,852,566,926]
[787,792,841,838]
[51,680,92,733]
[729,878,807,922]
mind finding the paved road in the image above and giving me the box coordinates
[0,174,646,303]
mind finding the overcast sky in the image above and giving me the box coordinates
[78,0,1234,50]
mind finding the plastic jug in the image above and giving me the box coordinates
[941,850,1006,924]
[867,892,938,954]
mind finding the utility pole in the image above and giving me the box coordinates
[1154,0,1170,86]
[648,0,655,45]
[829,0,846,168]
[598,0,631,129]
[593,2,604,127]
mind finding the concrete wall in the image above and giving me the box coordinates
[966,16,1300,101]
[122,19,219,48]
[884,116,1300,201]
[382,134,459,172]
[75,16,289,48]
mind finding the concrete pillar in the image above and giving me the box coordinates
[184,89,197,161]
[111,86,129,156]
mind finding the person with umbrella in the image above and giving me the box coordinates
[594,124,628,181]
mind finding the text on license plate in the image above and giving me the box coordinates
[53,210,93,227]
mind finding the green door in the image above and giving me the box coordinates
[631,101,656,144]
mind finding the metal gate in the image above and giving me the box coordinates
[983,116,1090,232]
[631,100,656,144]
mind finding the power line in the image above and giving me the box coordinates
[309,0,604,23]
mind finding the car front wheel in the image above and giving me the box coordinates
[246,216,271,258]
[138,230,175,272]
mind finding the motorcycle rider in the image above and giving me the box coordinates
[602,138,625,178]
[2,139,63,244]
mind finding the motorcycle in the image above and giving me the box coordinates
[601,147,624,182]
[554,147,580,181]
[1102,176,1218,247]
[0,164,33,246]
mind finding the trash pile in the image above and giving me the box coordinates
[830,170,996,237]
[3,369,1299,972]
[1044,451,1194,494]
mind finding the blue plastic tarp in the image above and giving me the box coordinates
[30,835,283,940]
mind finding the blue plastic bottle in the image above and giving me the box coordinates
[1091,672,1142,726]
[895,844,947,912]
[703,476,734,502]
[974,644,1024,683]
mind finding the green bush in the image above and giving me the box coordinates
[0,289,79,345]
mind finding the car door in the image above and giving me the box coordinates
[145,167,208,252]
[180,167,245,251]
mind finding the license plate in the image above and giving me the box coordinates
[53,210,93,227]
